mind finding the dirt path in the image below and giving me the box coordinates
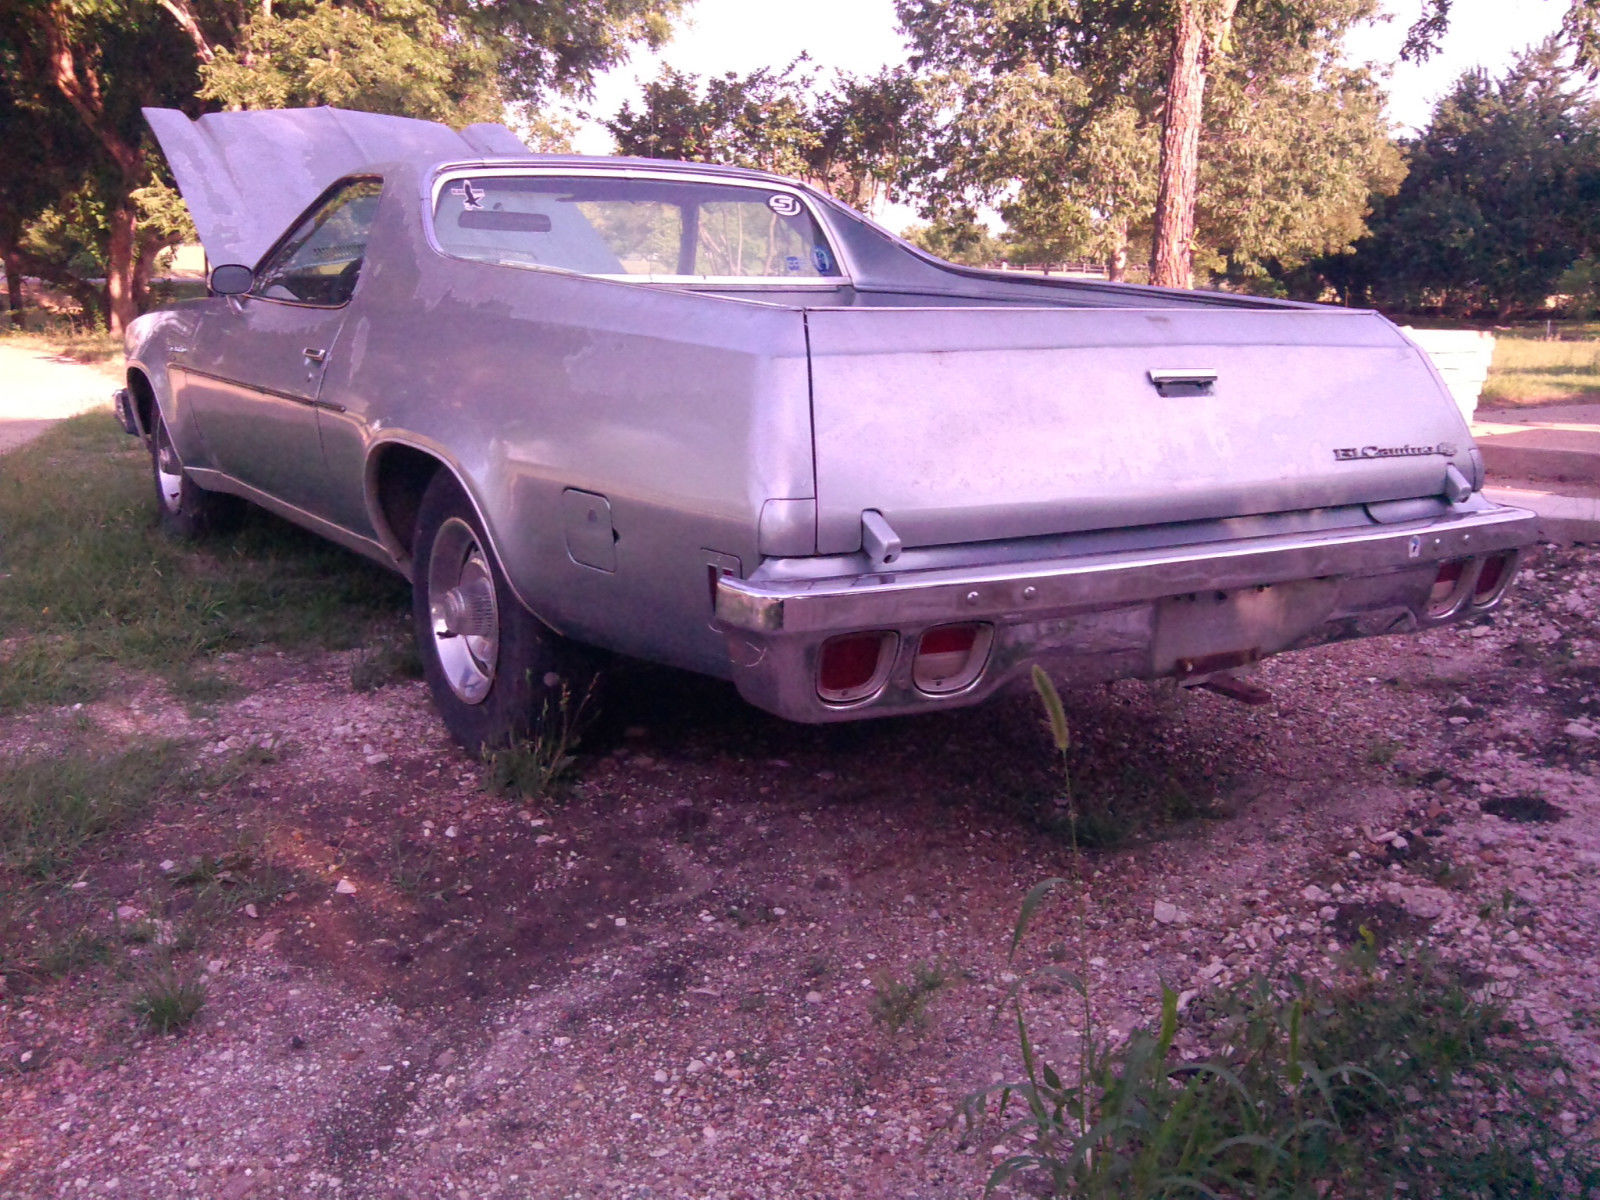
[1,545,1597,1198]
[0,343,119,455]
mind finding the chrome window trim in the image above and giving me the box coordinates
[423,165,856,286]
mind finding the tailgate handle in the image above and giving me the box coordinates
[1148,368,1216,397]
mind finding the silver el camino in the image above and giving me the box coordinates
[119,106,1535,749]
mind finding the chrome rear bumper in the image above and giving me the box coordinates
[714,504,1537,722]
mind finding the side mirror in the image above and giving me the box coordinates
[209,263,254,296]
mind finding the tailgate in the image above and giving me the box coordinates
[804,305,1474,554]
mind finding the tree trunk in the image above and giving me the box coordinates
[1150,0,1237,289]
[1150,6,1205,289]
[105,192,138,335]
[2,243,24,327]
[132,229,177,313]
[1105,229,1129,282]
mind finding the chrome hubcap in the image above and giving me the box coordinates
[155,423,184,512]
[427,517,499,704]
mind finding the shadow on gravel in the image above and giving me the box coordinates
[589,660,1255,848]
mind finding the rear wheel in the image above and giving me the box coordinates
[149,408,239,539]
[411,472,590,752]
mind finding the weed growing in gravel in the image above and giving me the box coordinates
[32,925,114,979]
[0,415,409,711]
[349,633,423,693]
[1365,736,1402,765]
[482,681,595,800]
[870,962,950,1032]
[0,740,195,879]
[129,960,207,1034]
[167,668,247,714]
[387,832,444,899]
[968,921,1600,1198]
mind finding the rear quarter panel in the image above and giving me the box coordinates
[323,180,815,677]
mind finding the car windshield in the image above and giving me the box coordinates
[431,173,843,282]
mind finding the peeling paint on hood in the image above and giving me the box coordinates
[143,106,527,268]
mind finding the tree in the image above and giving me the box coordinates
[605,62,913,209]
[0,0,686,332]
[1334,41,1600,315]
[895,0,1401,285]
[606,60,823,177]
[1402,0,1600,76]
[902,210,1011,263]
[199,0,503,121]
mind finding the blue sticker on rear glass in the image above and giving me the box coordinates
[813,246,832,273]
[785,255,802,273]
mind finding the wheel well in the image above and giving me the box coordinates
[126,369,158,442]
[371,443,446,559]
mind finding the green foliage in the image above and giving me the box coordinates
[1559,256,1600,317]
[1336,41,1600,316]
[481,681,596,800]
[971,932,1600,1198]
[199,0,502,122]
[902,212,1011,265]
[0,0,685,331]
[894,0,1402,281]
[870,961,950,1032]
[608,59,822,177]
[606,61,913,208]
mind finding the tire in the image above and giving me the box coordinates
[411,472,590,752]
[149,408,240,539]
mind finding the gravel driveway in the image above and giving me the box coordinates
[0,343,118,455]
[1,541,1596,1199]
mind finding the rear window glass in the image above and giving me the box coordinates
[431,174,842,281]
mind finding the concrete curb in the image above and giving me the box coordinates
[1486,486,1600,544]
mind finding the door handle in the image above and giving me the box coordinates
[303,347,327,363]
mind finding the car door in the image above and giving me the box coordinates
[182,178,383,516]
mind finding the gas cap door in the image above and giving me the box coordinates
[561,488,617,572]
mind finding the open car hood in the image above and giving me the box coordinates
[143,106,528,268]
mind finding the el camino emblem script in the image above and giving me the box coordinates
[1333,442,1457,461]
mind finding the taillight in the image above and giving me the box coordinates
[817,632,896,703]
[1426,559,1470,619]
[913,623,992,695]
[1471,551,1518,607]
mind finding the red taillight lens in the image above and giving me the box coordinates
[913,623,992,694]
[817,632,894,702]
[1471,551,1516,606]
[920,624,977,657]
[1427,559,1469,617]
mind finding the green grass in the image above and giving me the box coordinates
[129,960,207,1034]
[0,740,196,880]
[973,932,1599,1198]
[0,413,410,711]
[481,680,596,800]
[1482,328,1600,408]
[870,961,951,1032]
